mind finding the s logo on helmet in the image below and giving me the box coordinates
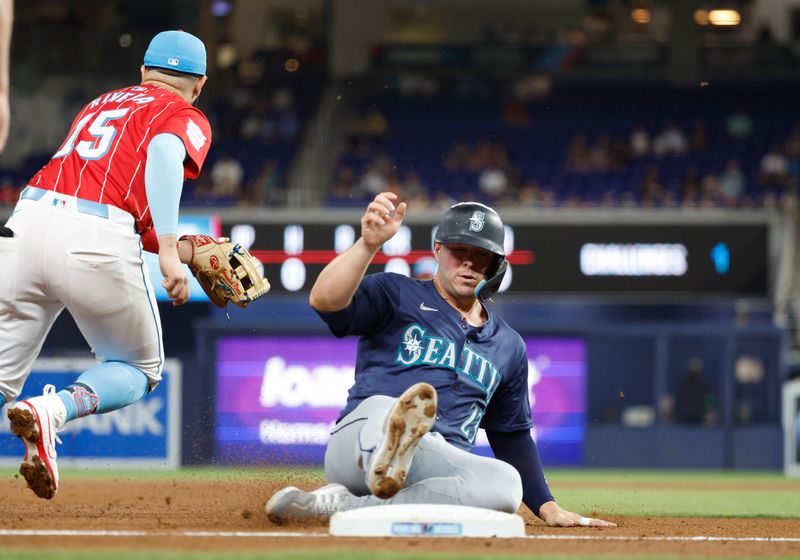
[468,211,486,232]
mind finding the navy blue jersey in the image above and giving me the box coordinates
[316,272,534,450]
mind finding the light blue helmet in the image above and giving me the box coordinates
[144,30,206,76]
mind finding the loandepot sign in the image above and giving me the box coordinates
[215,336,586,466]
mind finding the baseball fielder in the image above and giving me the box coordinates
[0,31,213,499]
[267,194,615,527]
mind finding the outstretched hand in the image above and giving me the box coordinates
[361,192,407,252]
[538,501,617,528]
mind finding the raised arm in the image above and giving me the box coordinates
[0,0,13,153]
[310,192,406,312]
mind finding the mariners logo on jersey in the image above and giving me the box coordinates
[468,210,486,232]
[395,323,501,396]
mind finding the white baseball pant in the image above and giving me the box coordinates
[0,188,163,403]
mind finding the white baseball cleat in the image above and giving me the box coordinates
[7,385,66,500]
[265,483,351,525]
[368,382,438,499]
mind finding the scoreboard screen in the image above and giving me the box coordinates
[220,221,769,297]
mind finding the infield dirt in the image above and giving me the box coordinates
[0,476,797,557]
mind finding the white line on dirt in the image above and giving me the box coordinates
[0,530,798,543]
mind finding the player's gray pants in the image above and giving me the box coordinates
[324,395,522,513]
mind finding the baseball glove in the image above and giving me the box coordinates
[179,234,270,308]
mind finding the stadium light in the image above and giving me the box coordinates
[631,8,651,24]
[708,9,741,26]
[694,10,710,25]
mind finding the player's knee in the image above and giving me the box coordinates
[465,461,522,513]
[132,357,162,391]
[494,462,523,513]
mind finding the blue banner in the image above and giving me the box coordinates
[0,358,181,468]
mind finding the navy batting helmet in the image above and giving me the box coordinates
[434,202,508,301]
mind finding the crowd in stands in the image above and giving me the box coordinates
[184,43,325,207]
[325,78,800,210]
[2,65,799,211]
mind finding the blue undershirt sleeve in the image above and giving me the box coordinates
[145,132,187,237]
[487,429,555,517]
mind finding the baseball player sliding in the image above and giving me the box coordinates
[266,194,615,527]
[0,30,266,499]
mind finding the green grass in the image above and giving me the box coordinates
[544,469,800,518]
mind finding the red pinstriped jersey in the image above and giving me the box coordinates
[29,83,212,253]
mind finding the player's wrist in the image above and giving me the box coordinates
[358,237,383,255]
[176,239,193,264]
[537,500,558,520]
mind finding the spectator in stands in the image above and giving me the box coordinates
[639,165,664,205]
[272,87,294,113]
[512,73,552,100]
[359,163,389,196]
[279,110,300,142]
[402,170,430,206]
[629,124,650,158]
[467,138,493,171]
[759,145,789,189]
[720,158,745,205]
[502,97,530,127]
[784,125,800,165]
[726,106,753,141]
[327,166,360,205]
[652,123,688,157]
[517,180,538,206]
[444,139,470,172]
[260,112,280,143]
[675,357,714,425]
[608,135,631,169]
[567,133,592,171]
[210,154,244,200]
[589,131,612,171]
[247,160,281,206]
[681,167,703,204]
[240,99,269,141]
[478,165,508,200]
[700,174,723,207]
[351,108,390,142]
[689,119,709,152]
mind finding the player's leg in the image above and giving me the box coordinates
[324,383,437,498]
[324,429,521,514]
[268,388,521,522]
[1,206,68,499]
[323,394,394,495]
[0,210,66,407]
[51,221,162,424]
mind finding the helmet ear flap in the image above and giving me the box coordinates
[475,258,507,301]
